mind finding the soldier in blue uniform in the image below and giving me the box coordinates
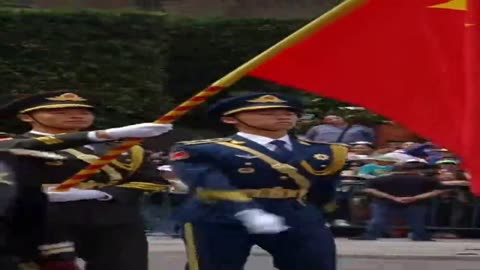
[170,93,348,270]
[0,126,173,270]
[0,91,173,270]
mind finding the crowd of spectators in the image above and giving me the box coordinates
[304,114,474,240]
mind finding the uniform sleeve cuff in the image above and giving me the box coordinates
[97,191,113,201]
[87,131,111,142]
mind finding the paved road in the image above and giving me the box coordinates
[146,238,480,270]
[149,255,480,270]
[78,238,480,269]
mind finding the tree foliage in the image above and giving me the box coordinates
[0,10,171,131]
[0,9,381,135]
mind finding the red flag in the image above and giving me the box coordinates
[462,0,480,192]
[248,0,480,193]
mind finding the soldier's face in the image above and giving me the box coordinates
[224,109,298,131]
[23,108,95,130]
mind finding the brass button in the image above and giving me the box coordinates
[238,167,255,173]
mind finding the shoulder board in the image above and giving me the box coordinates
[0,132,13,137]
[298,139,349,146]
[7,149,66,160]
[330,142,350,148]
[177,138,232,145]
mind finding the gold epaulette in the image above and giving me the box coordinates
[298,139,349,147]
[177,138,232,145]
[8,149,66,160]
[329,142,350,148]
[0,132,13,138]
[116,182,170,192]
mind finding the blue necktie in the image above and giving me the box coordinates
[269,140,291,162]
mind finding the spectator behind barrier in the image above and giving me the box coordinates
[349,141,375,156]
[304,114,375,144]
[351,162,446,241]
[356,155,398,178]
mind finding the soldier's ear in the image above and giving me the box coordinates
[221,116,238,125]
[17,113,34,123]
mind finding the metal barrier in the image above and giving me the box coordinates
[142,181,480,236]
[332,181,480,233]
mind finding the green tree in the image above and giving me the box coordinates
[0,11,172,132]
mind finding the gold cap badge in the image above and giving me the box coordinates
[46,93,87,102]
[247,95,286,103]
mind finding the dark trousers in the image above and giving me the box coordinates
[41,222,147,270]
[365,202,430,240]
[183,221,336,270]
[0,256,17,270]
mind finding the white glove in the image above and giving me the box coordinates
[88,123,173,141]
[46,187,112,202]
[235,209,289,234]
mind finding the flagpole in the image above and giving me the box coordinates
[55,0,367,191]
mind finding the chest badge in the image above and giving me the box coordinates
[238,167,255,174]
[170,151,190,161]
[314,154,330,161]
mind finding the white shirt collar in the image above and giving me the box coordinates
[29,130,54,136]
[236,132,292,148]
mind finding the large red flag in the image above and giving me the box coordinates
[462,0,480,192]
[248,0,480,193]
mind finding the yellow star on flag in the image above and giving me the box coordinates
[430,0,467,10]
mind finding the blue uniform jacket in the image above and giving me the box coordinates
[170,135,348,227]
